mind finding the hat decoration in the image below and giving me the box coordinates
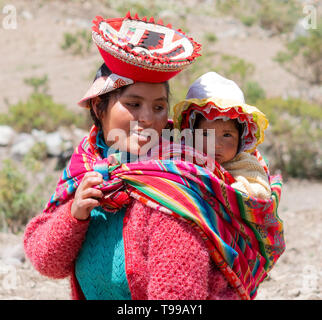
[78,72,134,108]
[91,12,201,82]
[173,72,268,153]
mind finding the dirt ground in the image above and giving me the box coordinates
[0,178,321,300]
[0,0,321,300]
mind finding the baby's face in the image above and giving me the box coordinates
[196,118,239,164]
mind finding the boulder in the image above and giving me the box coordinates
[0,125,16,146]
[44,132,63,157]
[291,18,309,41]
[0,242,25,266]
[31,128,47,143]
[10,133,36,158]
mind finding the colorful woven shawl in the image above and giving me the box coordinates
[44,125,285,300]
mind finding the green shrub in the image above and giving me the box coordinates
[240,15,257,27]
[261,118,322,179]
[286,120,321,178]
[24,75,49,93]
[61,29,92,56]
[111,0,190,18]
[244,81,266,105]
[257,0,301,34]
[116,3,153,17]
[0,157,58,232]
[111,0,168,19]
[23,142,48,172]
[215,0,301,34]
[215,0,241,15]
[204,32,217,43]
[258,97,322,179]
[274,25,322,84]
[216,54,255,88]
[0,93,87,133]
[0,159,40,232]
[257,97,322,122]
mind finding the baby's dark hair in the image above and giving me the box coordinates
[193,113,244,152]
[89,63,171,130]
[235,120,244,152]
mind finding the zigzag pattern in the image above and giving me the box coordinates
[75,207,131,299]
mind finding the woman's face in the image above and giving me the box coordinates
[197,118,239,164]
[95,82,169,155]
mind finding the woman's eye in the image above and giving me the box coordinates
[154,105,165,111]
[126,102,140,108]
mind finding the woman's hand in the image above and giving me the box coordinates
[71,171,103,220]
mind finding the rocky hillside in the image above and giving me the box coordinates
[0,0,321,113]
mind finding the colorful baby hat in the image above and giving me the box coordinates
[173,72,269,153]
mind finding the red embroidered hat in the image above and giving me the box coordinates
[91,12,201,82]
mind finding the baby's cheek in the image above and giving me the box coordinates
[226,140,239,156]
[226,140,237,148]
[202,137,210,154]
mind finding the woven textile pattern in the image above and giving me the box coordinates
[43,125,285,300]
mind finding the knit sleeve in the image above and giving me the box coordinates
[23,199,90,279]
[231,175,271,200]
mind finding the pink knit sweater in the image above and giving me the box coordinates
[24,198,239,300]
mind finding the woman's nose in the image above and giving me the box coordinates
[138,105,153,126]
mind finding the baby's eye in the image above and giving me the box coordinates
[223,133,232,137]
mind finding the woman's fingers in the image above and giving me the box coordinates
[71,171,105,220]
[82,171,103,181]
[71,197,100,220]
[84,171,102,178]
[78,172,103,191]
[78,198,101,210]
[81,187,103,200]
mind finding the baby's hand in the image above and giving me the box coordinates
[71,171,103,220]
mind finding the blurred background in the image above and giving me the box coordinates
[0,0,321,300]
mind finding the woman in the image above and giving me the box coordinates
[24,61,240,299]
[24,13,284,300]
[24,13,239,300]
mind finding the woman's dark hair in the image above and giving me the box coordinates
[89,63,170,130]
[89,63,125,130]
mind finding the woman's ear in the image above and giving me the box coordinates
[91,97,101,119]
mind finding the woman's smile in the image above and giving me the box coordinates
[95,82,169,155]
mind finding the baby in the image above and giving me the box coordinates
[173,72,271,200]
